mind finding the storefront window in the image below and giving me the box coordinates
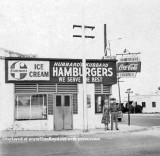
[15,94,47,120]
[95,94,109,113]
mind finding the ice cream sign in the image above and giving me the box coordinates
[7,60,50,81]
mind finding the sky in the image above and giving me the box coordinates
[0,0,160,100]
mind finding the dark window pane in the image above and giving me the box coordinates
[152,102,156,107]
[142,102,146,107]
[56,96,61,106]
[65,96,70,106]
[95,94,104,113]
[73,94,78,114]
[95,94,109,113]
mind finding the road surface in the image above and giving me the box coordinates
[122,113,160,127]
[1,114,160,156]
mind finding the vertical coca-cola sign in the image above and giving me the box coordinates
[117,55,141,78]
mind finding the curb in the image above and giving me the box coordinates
[0,127,148,140]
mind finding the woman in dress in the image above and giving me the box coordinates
[101,99,110,130]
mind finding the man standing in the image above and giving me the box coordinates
[110,101,119,130]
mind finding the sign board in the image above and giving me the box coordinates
[117,62,141,73]
[117,72,136,78]
[6,58,117,84]
[118,56,140,62]
[50,60,117,84]
[7,60,50,81]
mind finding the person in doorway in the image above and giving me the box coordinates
[110,101,119,130]
[101,99,110,130]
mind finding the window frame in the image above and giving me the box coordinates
[95,94,109,114]
[15,93,48,121]
[142,102,146,107]
[152,102,156,108]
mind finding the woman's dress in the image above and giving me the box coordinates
[101,105,110,124]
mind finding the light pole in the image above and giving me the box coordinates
[125,88,133,126]
[73,25,95,132]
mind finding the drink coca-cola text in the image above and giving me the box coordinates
[118,64,138,71]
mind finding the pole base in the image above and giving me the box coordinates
[83,129,89,132]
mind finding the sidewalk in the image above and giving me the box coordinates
[0,124,148,139]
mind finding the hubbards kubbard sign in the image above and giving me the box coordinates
[5,58,117,84]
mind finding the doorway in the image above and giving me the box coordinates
[54,94,73,131]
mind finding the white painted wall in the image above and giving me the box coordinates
[74,83,106,130]
[0,60,15,130]
[124,95,160,113]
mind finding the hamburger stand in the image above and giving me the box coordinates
[1,57,117,131]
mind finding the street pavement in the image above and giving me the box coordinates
[1,114,160,156]
[1,126,160,156]
[122,113,160,127]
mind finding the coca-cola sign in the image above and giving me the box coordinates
[117,62,141,72]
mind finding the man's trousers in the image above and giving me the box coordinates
[111,112,118,130]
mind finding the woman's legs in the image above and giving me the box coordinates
[105,123,109,130]
[106,123,109,130]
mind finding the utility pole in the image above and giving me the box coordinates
[125,88,133,126]
[73,24,95,132]
[104,24,107,56]
[117,77,124,110]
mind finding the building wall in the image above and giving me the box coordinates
[76,84,107,129]
[71,83,104,129]
[0,60,15,130]
[0,81,107,130]
[125,95,160,113]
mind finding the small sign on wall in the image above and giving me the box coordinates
[87,94,91,108]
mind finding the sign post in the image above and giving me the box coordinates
[125,88,133,126]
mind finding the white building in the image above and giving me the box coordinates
[124,94,160,113]
[0,55,117,131]
[0,48,37,131]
